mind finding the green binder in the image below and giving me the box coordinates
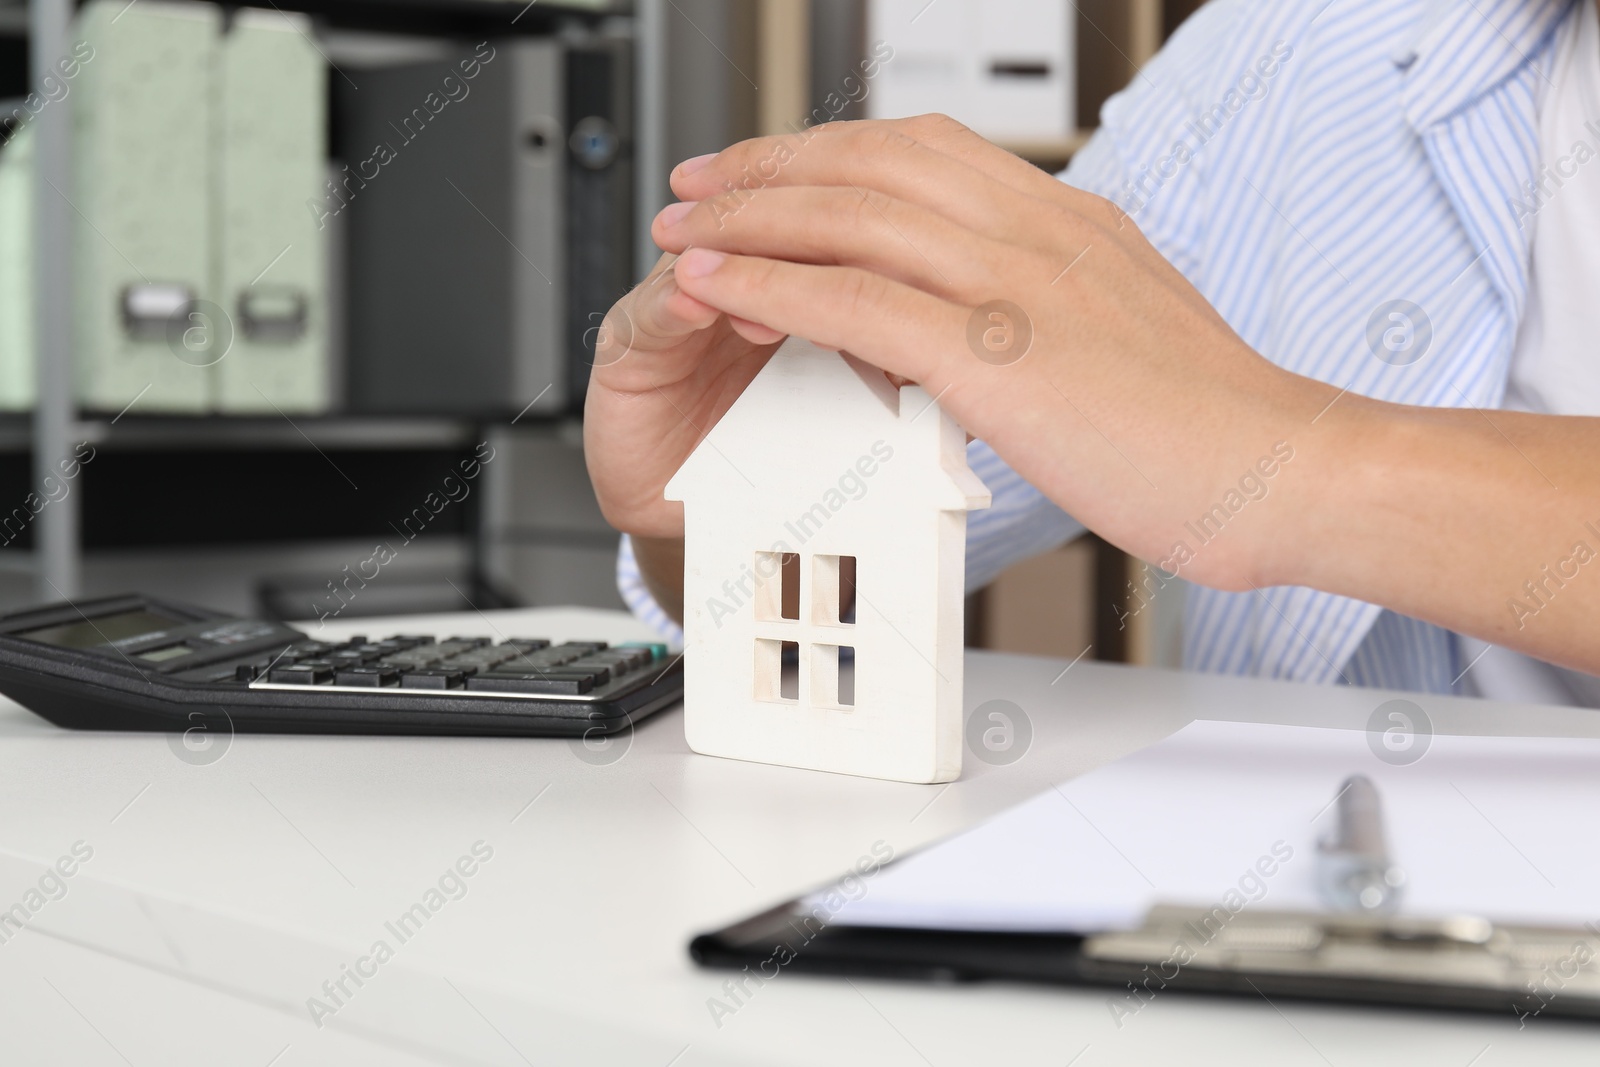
[213,8,328,414]
[0,123,32,411]
[74,0,217,413]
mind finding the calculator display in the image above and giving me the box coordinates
[17,609,180,649]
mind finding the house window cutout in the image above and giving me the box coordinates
[812,644,855,708]
[754,551,799,621]
[838,645,855,706]
[780,641,799,700]
[840,555,857,625]
[755,638,799,702]
[812,554,857,625]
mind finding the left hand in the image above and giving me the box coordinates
[651,115,1337,591]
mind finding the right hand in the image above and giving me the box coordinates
[583,250,786,539]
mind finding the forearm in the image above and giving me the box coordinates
[1284,397,1600,674]
[634,535,687,627]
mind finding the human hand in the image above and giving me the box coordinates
[650,115,1332,590]
[582,251,790,540]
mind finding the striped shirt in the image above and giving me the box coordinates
[620,0,1593,702]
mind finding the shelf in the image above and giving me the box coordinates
[0,0,622,42]
[0,412,581,452]
[993,131,1094,170]
[222,0,623,38]
[78,414,485,451]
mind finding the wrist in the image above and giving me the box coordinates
[1257,385,1398,591]
[631,534,686,625]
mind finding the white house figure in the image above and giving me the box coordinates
[665,337,992,783]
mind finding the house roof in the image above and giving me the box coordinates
[664,337,991,512]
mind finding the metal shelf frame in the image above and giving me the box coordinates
[30,0,76,600]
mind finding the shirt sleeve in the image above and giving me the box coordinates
[962,440,1085,592]
[616,532,685,644]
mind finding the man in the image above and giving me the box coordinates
[585,0,1600,705]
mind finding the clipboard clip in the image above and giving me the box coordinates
[1083,905,1600,1009]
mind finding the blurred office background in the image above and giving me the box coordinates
[0,0,1199,665]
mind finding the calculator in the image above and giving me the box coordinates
[0,594,682,736]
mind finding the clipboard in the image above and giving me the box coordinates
[689,720,1600,1022]
[691,899,1600,1021]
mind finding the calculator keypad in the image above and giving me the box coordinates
[245,633,667,700]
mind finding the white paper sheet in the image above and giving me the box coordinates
[818,720,1600,933]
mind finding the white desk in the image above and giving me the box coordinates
[0,607,1596,1065]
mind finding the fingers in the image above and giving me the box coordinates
[671,120,1077,254]
[613,254,786,348]
[878,113,1115,221]
[728,316,786,344]
[631,255,787,344]
[672,116,1139,253]
[671,248,968,388]
[652,186,1027,302]
[606,253,721,359]
[808,121,1226,325]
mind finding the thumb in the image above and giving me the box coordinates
[602,254,722,360]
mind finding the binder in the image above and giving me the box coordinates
[74,0,217,413]
[692,720,1600,1021]
[212,8,329,414]
[340,40,567,417]
[0,122,32,410]
[46,0,329,415]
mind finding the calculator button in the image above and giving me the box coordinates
[619,641,668,662]
[399,669,466,690]
[466,671,597,694]
[234,664,259,682]
[546,642,601,654]
[489,655,544,675]
[504,638,551,651]
[269,664,334,685]
[517,652,578,670]
[522,645,591,667]
[382,652,442,668]
[291,641,336,656]
[345,635,368,646]
[562,661,613,686]
[447,648,515,665]
[586,649,647,671]
[336,667,399,687]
